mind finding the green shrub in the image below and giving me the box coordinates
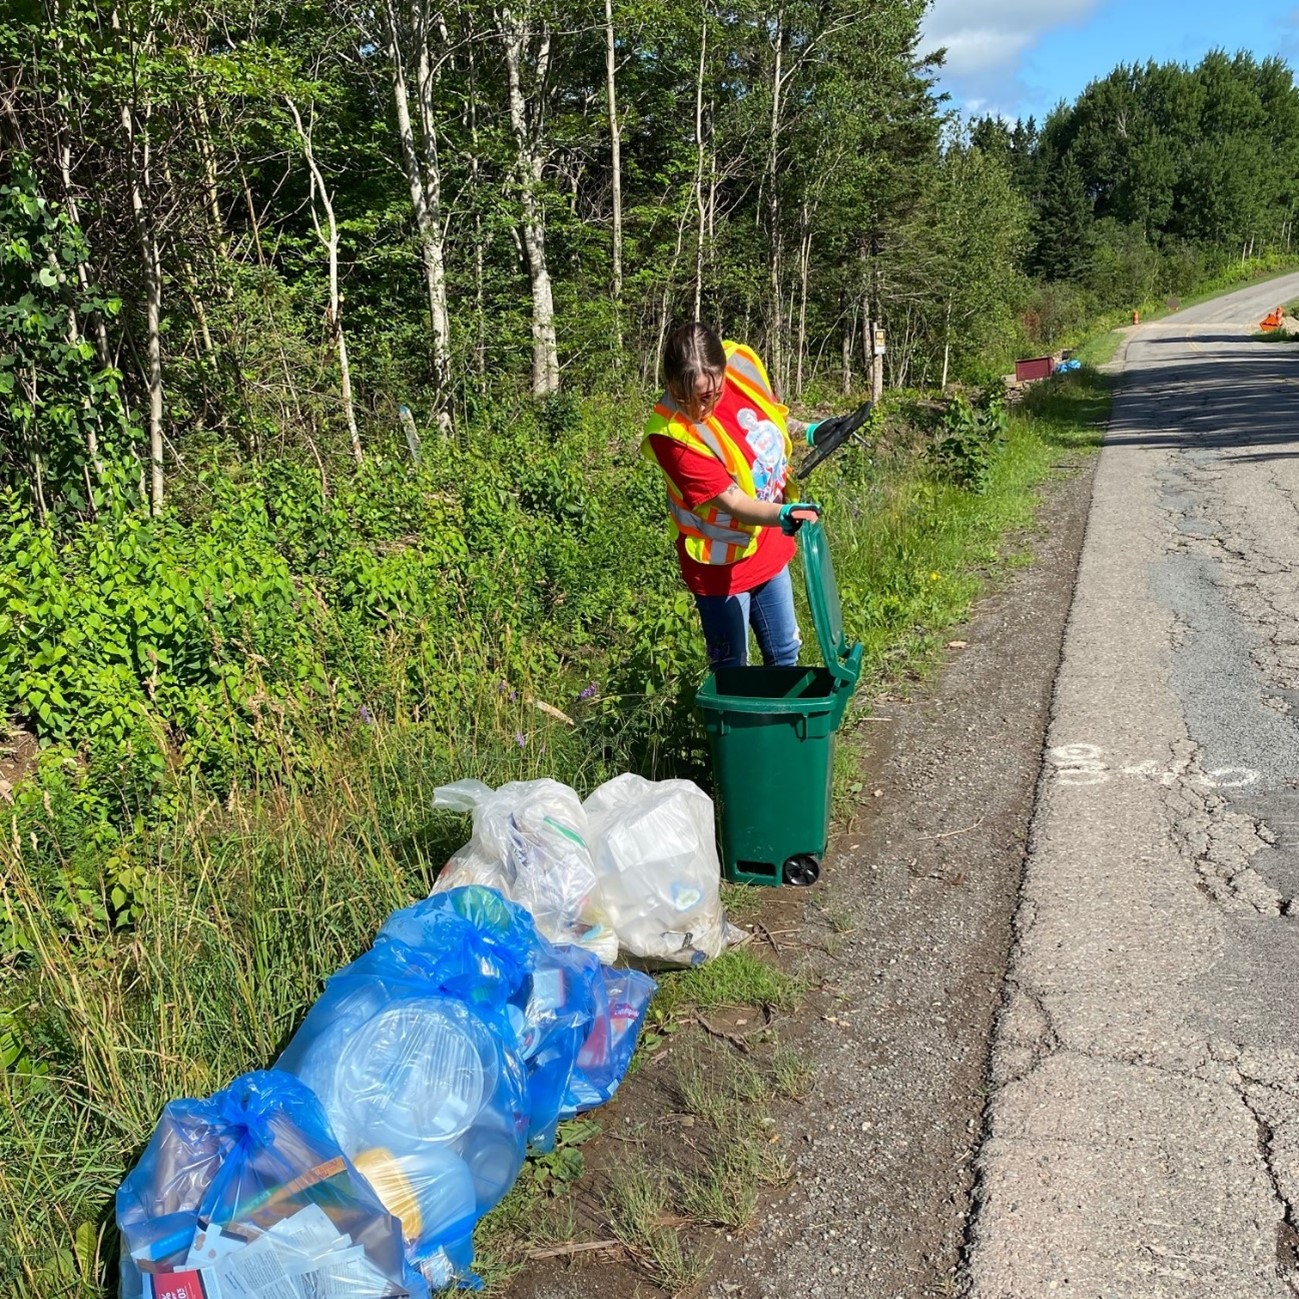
[928,390,1008,493]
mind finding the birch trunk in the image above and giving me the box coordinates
[940,296,953,391]
[653,204,691,381]
[604,0,623,351]
[193,90,230,275]
[692,16,708,320]
[841,299,855,395]
[413,3,453,431]
[795,201,811,397]
[52,74,107,485]
[766,11,786,390]
[467,40,487,380]
[119,68,165,513]
[502,5,559,395]
[288,100,362,465]
[381,0,454,430]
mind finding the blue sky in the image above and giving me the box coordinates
[920,0,1299,124]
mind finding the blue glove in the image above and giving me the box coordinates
[803,421,821,446]
[779,502,822,536]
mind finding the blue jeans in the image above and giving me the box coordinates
[695,566,801,669]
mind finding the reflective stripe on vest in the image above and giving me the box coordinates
[642,340,792,567]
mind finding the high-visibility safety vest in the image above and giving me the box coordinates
[642,341,793,566]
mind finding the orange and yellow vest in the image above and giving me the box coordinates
[641,341,793,566]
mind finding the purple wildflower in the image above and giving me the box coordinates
[358,704,374,725]
[578,682,598,701]
[514,731,527,747]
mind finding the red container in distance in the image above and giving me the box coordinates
[1014,356,1056,382]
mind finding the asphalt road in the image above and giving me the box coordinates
[966,273,1299,1298]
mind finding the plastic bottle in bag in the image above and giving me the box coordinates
[430,780,618,962]
[584,774,734,965]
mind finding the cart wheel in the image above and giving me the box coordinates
[782,854,821,887]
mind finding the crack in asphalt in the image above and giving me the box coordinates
[1163,745,1284,915]
[1241,1093,1299,1292]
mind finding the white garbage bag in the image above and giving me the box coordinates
[431,779,618,963]
[583,774,733,966]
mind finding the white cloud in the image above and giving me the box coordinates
[921,0,1102,74]
[920,0,1105,116]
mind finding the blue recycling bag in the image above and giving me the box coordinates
[121,888,657,1293]
[116,1069,423,1297]
[563,964,657,1114]
[377,888,655,1136]
[276,933,531,1288]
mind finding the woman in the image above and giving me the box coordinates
[642,322,822,670]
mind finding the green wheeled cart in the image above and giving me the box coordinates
[696,521,863,887]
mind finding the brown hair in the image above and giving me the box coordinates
[662,322,726,412]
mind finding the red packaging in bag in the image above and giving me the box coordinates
[144,1272,217,1299]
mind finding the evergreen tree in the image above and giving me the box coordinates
[1031,154,1095,282]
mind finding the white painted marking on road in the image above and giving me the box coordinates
[1047,745,1259,790]
[1203,768,1260,789]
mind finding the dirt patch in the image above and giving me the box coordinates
[0,724,39,799]
[493,454,1098,1299]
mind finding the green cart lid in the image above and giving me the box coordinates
[799,520,862,688]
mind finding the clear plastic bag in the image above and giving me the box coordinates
[116,1069,422,1298]
[584,774,734,965]
[431,780,618,962]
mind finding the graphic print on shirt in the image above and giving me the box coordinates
[736,408,787,502]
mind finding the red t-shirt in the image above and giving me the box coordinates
[646,377,795,597]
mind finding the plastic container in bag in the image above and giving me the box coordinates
[277,935,529,1287]
[116,1070,423,1298]
[584,774,731,965]
[376,887,654,1149]
[430,780,618,962]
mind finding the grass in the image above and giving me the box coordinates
[717,881,766,926]
[771,1048,814,1099]
[649,946,805,1028]
[597,1042,803,1291]
[1071,329,1126,368]
[609,1161,712,1293]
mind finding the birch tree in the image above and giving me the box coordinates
[500,0,560,394]
[115,9,165,512]
[604,0,623,352]
[287,98,363,464]
[377,0,454,432]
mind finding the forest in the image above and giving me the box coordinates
[3,3,1299,1288]
[5,6,1295,521]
